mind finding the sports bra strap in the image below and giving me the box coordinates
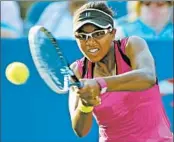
[114,38,131,74]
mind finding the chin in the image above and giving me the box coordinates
[86,56,104,63]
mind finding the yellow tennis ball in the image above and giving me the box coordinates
[5,62,29,85]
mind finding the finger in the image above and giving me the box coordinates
[83,95,101,105]
[87,97,101,106]
[70,86,79,92]
[81,98,100,106]
[77,84,90,94]
[95,96,101,104]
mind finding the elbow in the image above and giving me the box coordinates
[144,71,156,88]
[73,127,89,138]
[72,121,90,138]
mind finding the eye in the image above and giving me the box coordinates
[75,33,86,40]
[142,2,151,6]
[156,2,166,7]
[93,31,106,38]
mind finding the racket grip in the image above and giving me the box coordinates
[69,81,84,88]
[77,81,84,88]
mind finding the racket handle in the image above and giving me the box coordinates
[69,74,84,88]
[69,81,84,88]
[77,81,84,88]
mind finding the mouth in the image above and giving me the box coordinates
[88,48,99,53]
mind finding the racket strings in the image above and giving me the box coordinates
[29,26,81,94]
[41,28,73,76]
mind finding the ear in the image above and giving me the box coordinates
[111,29,117,40]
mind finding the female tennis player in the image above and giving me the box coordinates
[69,2,173,142]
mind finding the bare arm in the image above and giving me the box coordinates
[69,62,93,137]
[104,36,157,92]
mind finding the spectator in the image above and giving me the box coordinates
[116,1,173,39]
[113,1,138,39]
[1,1,23,38]
[36,0,87,39]
[126,1,139,22]
[114,2,138,27]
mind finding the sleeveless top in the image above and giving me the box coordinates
[76,38,173,142]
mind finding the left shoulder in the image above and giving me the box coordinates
[127,36,148,48]
[125,36,149,55]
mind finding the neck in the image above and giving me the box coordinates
[96,43,116,72]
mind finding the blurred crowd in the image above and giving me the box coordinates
[1,1,173,40]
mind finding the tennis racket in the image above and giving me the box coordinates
[28,25,83,94]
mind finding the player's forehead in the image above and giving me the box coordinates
[78,23,102,33]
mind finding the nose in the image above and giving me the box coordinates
[85,34,93,40]
[85,36,95,46]
[151,3,158,7]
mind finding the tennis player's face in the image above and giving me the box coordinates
[75,24,116,62]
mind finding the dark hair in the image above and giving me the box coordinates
[76,2,114,17]
[164,1,173,5]
[140,1,173,5]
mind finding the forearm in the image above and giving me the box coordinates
[104,68,156,92]
[71,102,93,137]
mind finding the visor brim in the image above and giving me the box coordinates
[73,19,112,32]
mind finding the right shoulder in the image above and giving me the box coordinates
[69,60,82,113]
